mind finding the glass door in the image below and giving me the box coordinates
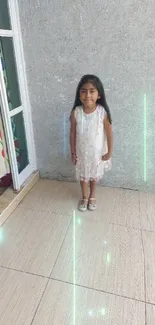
[0,0,36,191]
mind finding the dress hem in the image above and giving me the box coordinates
[75,166,111,183]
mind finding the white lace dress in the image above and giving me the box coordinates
[75,105,111,182]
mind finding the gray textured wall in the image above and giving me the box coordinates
[18,0,155,192]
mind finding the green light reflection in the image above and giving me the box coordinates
[144,93,147,182]
[106,252,111,264]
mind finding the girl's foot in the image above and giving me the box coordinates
[78,198,88,212]
[88,198,97,211]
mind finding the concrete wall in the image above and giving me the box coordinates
[18,0,155,192]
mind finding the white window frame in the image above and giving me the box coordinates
[0,0,36,190]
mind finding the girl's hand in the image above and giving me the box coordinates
[102,152,112,161]
[72,153,77,165]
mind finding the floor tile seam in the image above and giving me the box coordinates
[0,205,30,227]
[1,265,155,307]
[30,278,50,325]
[17,206,72,215]
[50,276,149,305]
[7,207,155,234]
[139,192,146,325]
[15,207,155,233]
[0,265,49,279]
[109,222,155,233]
[140,229,147,325]
[0,213,73,280]
[138,195,145,293]
[49,214,73,278]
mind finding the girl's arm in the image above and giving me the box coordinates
[103,112,113,160]
[70,110,76,157]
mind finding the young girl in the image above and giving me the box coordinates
[70,74,113,212]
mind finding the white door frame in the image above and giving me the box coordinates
[0,0,36,190]
[0,64,19,189]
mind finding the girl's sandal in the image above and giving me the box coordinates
[78,199,88,212]
[88,198,97,211]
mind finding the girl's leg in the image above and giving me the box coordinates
[89,180,96,199]
[80,180,89,199]
[78,180,89,212]
[88,180,97,211]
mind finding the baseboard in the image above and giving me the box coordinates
[0,171,39,226]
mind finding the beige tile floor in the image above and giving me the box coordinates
[0,179,155,324]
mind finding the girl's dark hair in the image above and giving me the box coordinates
[70,74,112,124]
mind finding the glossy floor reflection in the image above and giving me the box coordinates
[0,179,155,325]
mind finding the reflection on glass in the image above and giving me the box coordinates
[0,0,11,30]
[0,37,21,110]
[11,112,29,173]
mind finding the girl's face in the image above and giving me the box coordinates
[79,82,100,108]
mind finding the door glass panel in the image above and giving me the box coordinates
[0,0,11,30]
[0,37,21,110]
[11,112,29,173]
